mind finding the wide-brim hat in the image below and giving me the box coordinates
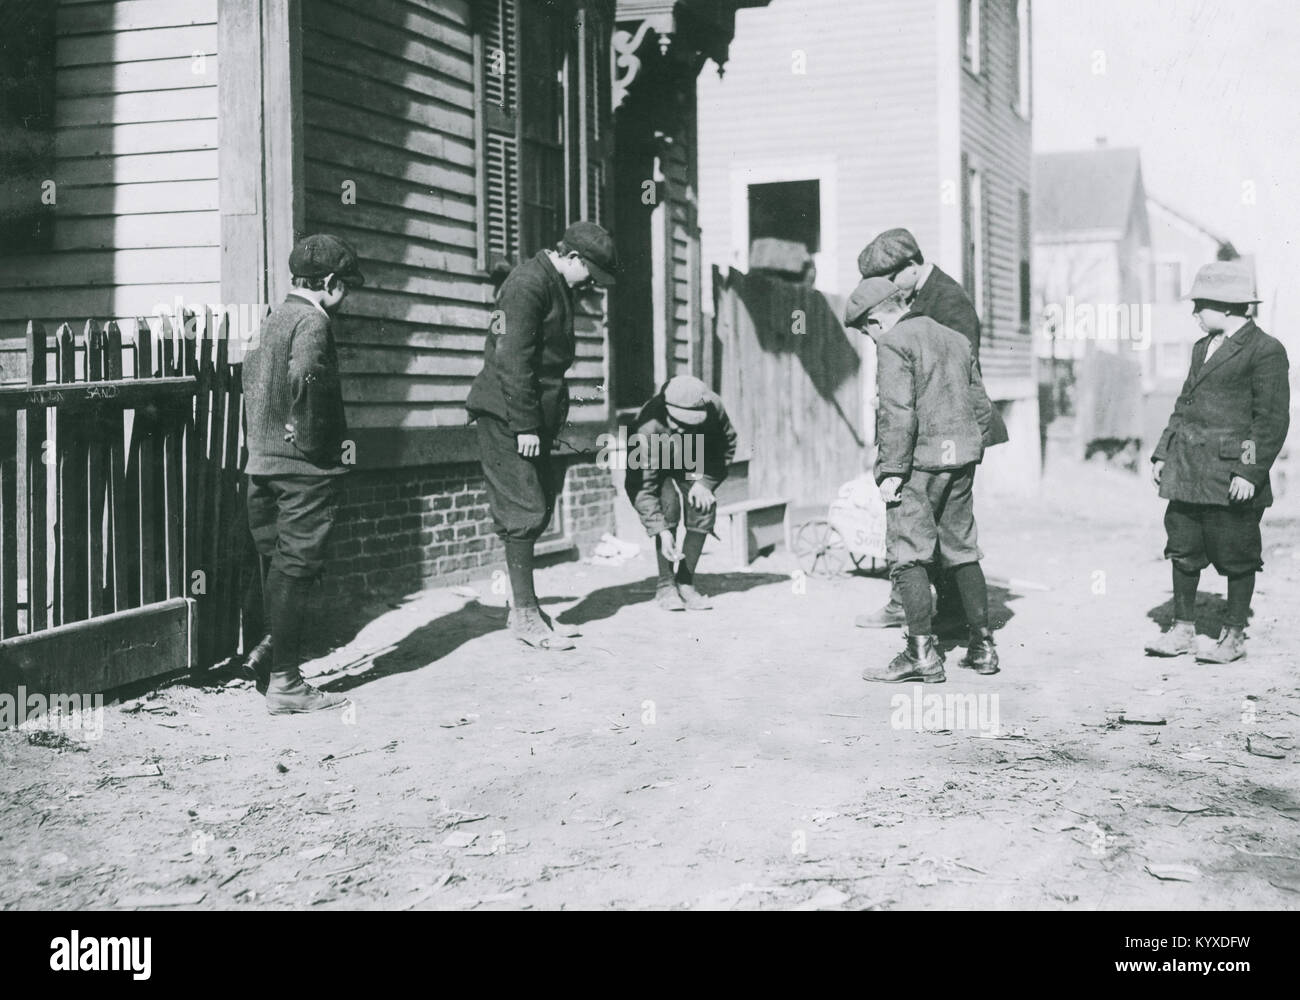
[1185,259,1259,304]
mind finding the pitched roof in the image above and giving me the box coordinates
[1034,147,1144,238]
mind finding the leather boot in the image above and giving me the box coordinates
[537,606,580,638]
[1144,620,1196,657]
[862,634,946,683]
[265,670,348,715]
[242,636,274,695]
[959,628,1000,675]
[655,583,686,611]
[509,605,575,650]
[676,583,713,610]
[855,596,907,629]
[1195,625,1246,663]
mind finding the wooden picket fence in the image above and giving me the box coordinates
[0,311,249,697]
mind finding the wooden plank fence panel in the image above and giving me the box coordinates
[25,322,49,633]
[55,323,89,625]
[104,321,135,612]
[86,321,108,618]
[2,307,245,685]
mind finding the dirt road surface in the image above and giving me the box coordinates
[3,462,1298,910]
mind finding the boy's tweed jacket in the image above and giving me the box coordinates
[243,296,349,475]
[904,265,1009,446]
[875,315,994,482]
[1152,320,1290,507]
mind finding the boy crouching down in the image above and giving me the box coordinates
[624,375,738,611]
[845,277,997,683]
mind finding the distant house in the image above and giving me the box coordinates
[0,0,764,600]
[1033,145,1153,460]
[697,0,1040,495]
[1142,196,1239,446]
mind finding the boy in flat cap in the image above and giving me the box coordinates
[845,277,997,682]
[624,375,738,610]
[243,233,365,713]
[856,227,1007,635]
[468,221,619,650]
[1146,259,1290,663]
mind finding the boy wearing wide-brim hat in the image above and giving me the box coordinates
[845,277,997,682]
[624,375,738,610]
[467,221,619,650]
[1146,259,1290,663]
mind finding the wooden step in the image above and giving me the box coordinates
[715,497,789,566]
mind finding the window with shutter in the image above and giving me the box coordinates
[476,0,521,270]
[476,0,610,270]
[518,0,569,256]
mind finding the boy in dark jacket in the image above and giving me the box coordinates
[624,375,738,610]
[855,227,1007,635]
[243,234,362,714]
[467,221,618,650]
[845,277,997,683]
[1146,259,1290,663]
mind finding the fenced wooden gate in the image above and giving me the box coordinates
[0,312,249,702]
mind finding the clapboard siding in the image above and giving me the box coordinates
[960,0,1033,385]
[303,0,610,434]
[302,0,488,430]
[0,0,221,352]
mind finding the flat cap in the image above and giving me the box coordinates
[289,233,366,286]
[663,374,711,425]
[1186,259,1259,304]
[562,220,619,286]
[857,227,922,278]
[844,277,902,327]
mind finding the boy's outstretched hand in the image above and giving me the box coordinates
[879,476,903,504]
[658,529,681,562]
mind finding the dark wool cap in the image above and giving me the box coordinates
[857,227,922,278]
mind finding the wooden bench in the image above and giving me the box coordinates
[715,497,789,566]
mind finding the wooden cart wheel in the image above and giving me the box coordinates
[792,519,849,578]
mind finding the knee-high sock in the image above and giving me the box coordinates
[504,537,537,609]
[1225,572,1254,628]
[677,530,706,586]
[1172,563,1199,622]
[266,566,311,675]
[654,535,675,587]
[951,562,990,631]
[895,565,933,635]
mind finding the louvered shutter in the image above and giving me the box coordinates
[478,0,521,268]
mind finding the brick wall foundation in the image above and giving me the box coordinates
[319,458,615,599]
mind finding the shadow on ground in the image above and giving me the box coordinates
[557,571,791,626]
[1146,592,1238,636]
